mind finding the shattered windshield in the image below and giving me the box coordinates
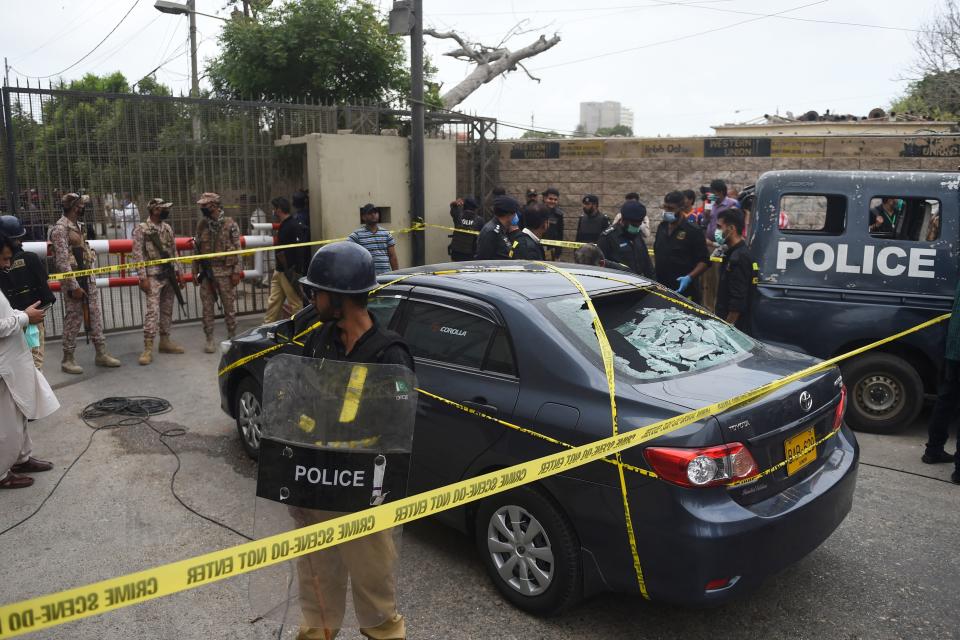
[540,289,755,381]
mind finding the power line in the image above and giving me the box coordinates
[14,0,142,79]
[12,0,122,64]
[429,0,735,16]
[533,0,829,71]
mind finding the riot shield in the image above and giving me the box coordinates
[250,355,417,638]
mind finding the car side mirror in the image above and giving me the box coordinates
[273,319,295,344]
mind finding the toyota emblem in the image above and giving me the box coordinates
[799,391,813,412]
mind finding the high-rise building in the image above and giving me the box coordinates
[579,101,633,134]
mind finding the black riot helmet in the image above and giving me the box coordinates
[299,241,378,296]
[0,215,26,239]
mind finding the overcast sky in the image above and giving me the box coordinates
[0,0,941,138]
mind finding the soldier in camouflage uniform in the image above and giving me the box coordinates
[49,193,122,374]
[193,192,243,353]
[131,198,185,365]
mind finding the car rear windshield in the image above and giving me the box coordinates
[538,288,755,381]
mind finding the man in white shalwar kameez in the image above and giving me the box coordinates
[0,233,59,489]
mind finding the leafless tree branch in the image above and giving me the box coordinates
[424,29,561,109]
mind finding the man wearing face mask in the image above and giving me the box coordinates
[575,194,611,244]
[297,241,413,640]
[0,215,55,370]
[475,195,519,260]
[654,191,710,304]
[193,192,243,353]
[131,198,185,365]
[50,192,122,374]
[598,200,654,278]
[714,209,757,335]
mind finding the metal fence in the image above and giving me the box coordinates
[0,84,500,339]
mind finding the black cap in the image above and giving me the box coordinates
[360,203,379,215]
[620,200,647,221]
[542,187,560,197]
[462,197,479,210]
[525,188,538,197]
[582,194,599,205]
[493,195,520,216]
[0,215,26,239]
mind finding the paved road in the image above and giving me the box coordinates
[1,319,957,639]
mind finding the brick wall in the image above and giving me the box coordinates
[480,135,960,249]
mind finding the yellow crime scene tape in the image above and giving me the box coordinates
[6,224,951,637]
[0,311,948,637]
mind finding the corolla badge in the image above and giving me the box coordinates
[799,391,813,412]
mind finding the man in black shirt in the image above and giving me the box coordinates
[263,196,309,323]
[575,194,611,244]
[654,191,711,304]
[296,241,413,640]
[541,187,565,260]
[475,196,519,260]
[714,209,757,335]
[448,197,483,261]
[0,215,55,370]
[509,203,548,260]
[869,197,899,234]
[597,201,654,278]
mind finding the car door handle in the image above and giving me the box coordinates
[461,399,499,416]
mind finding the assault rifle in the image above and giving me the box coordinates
[193,235,223,314]
[71,246,92,344]
[146,231,185,308]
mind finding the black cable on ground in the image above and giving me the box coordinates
[859,460,957,485]
[1,396,254,540]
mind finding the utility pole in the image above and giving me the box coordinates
[3,57,9,87]
[410,0,425,266]
[188,0,201,141]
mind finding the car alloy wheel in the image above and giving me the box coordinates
[486,504,555,596]
[475,485,581,615]
[235,376,264,458]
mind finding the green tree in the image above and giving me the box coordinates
[892,0,960,119]
[207,0,436,105]
[520,129,564,139]
[595,124,633,137]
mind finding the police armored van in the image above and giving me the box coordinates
[749,170,955,434]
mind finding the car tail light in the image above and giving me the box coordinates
[705,578,731,591]
[644,443,758,488]
[832,384,847,431]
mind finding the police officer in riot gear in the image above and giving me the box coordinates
[296,241,413,640]
[575,194,610,244]
[0,215,55,370]
[475,196,520,260]
[598,200,654,278]
[448,197,483,261]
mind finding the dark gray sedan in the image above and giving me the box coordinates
[218,262,858,615]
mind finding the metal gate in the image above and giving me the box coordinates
[0,84,381,337]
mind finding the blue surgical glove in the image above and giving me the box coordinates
[676,275,692,294]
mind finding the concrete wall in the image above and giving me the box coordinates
[491,135,960,248]
[276,133,456,269]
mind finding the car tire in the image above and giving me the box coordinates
[841,353,923,434]
[234,377,264,459]
[474,485,582,616]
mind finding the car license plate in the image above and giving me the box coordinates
[784,427,817,476]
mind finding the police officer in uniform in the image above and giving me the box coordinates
[508,203,548,260]
[598,200,654,278]
[575,194,610,244]
[714,209,757,335]
[0,215,55,370]
[654,191,710,304]
[475,196,519,260]
[447,197,483,261]
[297,241,413,640]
